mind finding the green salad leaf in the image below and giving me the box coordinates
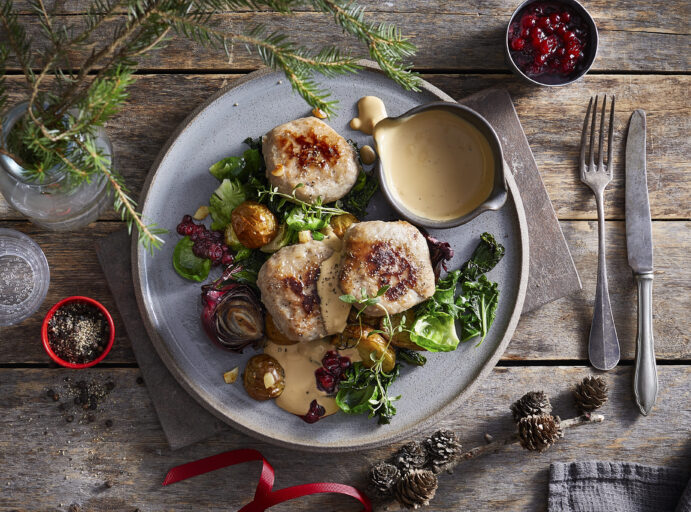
[285,206,330,232]
[209,148,262,182]
[336,362,400,424]
[172,236,211,282]
[209,179,246,230]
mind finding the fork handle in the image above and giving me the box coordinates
[633,272,658,415]
[588,195,621,370]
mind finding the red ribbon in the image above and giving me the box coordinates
[162,448,372,512]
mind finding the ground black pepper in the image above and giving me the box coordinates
[47,302,110,364]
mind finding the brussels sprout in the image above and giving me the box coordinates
[243,354,285,400]
[224,223,244,251]
[231,201,278,249]
[260,223,291,253]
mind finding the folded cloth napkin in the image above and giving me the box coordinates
[549,461,691,512]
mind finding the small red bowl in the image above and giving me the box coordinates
[41,296,115,369]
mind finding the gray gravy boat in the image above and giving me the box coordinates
[374,101,508,230]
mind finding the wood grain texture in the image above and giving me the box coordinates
[2,74,689,220]
[0,219,687,364]
[3,8,690,73]
[0,366,688,511]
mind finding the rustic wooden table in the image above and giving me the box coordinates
[1,1,689,511]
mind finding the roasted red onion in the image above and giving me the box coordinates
[201,271,264,352]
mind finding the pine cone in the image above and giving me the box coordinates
[518,414,563,452]
[574,376,609,412]
[367,462,400,498]
[424,429,462,473]
[510,391,552,422]
[394,469,438,509]
[392,440,428,472]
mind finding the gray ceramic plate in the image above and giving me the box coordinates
[133,62,529,452]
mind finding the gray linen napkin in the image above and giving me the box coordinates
[549,461,691,512]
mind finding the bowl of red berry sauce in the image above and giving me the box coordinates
[506,0,598,86]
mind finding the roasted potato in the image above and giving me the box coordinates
[337,325,395,372]
[329,213,358,238]
[231,201,278,249]
[265,313,299,345]
[381,313,425,351]
[243,354,285,400]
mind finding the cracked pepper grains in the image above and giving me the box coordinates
[47,302,110,364]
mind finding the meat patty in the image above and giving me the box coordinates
[257,241,333,342]
[262,117,359,203]
[339,221,435,316]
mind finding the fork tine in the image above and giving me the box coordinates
[588,95,599,169]
[607,95,616,175]
[579,97,593,179]
[597,95,608,169]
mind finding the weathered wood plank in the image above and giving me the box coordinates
[2,74,689,220]
[4,10,689,73]
[0,219,688,364]
[0,366,688,511]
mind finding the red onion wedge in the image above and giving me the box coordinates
[201,267,265,352]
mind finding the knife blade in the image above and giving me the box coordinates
[625,109,658,416]
[626,110,653,273]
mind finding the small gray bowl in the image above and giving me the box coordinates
[374,101,508,230]
[505,0,598,87]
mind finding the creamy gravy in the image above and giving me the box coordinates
[264,339,360,417]
[360,145,377,165]
[316,229,350,335]
[349,96,387,135]
[374,109,495,221]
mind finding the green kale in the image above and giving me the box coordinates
[337,170,379,218]
[461,232,505,281]
[457,275,500,344]
[336,362,400,425]
[172,236,210,282]
[397,348,427,366]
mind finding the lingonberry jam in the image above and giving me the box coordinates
[314,351,351,394]
[176,214,233,266]
[508,1,591,84]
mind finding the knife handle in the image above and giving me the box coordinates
[633,272,658,415]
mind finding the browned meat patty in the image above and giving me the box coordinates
[262,117,359,203]
[256,241,333,341]
[339,221,435,316]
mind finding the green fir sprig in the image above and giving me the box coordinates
[0,0,418,251]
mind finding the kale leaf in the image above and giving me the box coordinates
[461,232,505,281]
[336,362,400,425]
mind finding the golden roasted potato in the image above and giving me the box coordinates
[381,313,425,351]
[337,325,395,372]
[265,313,299,345]
[329,213,358,238]
[231,201,278,249]
[243,354,285,401]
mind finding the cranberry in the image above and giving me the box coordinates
[208,244,223,262]
[521,14,537,27]
[521,27,531,38]
[315,368,336,393]
[300,400,326,424]
[561,11,571,22]
[182,215,192,224]
[221,253,234,266]
[192,242,207,259]
[511,38,526,51]
[549,13,561,24]
[537,16,550,29]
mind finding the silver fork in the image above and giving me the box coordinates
[580,95,620,370]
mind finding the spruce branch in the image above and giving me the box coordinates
[0,1,35,85]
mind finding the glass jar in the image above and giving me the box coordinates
[0,102,111,231]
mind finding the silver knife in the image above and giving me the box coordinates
[626,109,658,416]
